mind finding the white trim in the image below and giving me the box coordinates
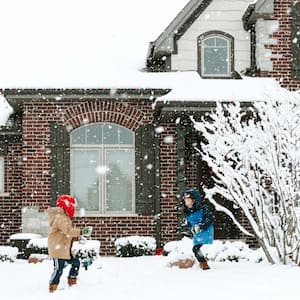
[201,34,231,77]
[0,193,10,197]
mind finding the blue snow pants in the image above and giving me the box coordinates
[49,257,80,285]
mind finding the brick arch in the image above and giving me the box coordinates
[63,101,146,132]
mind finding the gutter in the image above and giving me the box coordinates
[3,88,171,112]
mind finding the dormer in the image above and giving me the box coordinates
[147,0,275,79]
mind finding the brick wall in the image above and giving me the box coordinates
[18,98,181,255]
[0,142,22,244]
[159,123,178,244]
[260,0,300,90]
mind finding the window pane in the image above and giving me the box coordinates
[204,38,215,46]
[119,127,134,144]
[103,124,119,144]
[105,149,133,212]
[203,47,229,75]
[71,150,100,212]
[0,157,4,193]
[86,124,103,144]
[71,127,86,144]
[216,37,228,47]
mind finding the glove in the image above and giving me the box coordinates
[79,236,87,244]
[82,226,93,238]
[191,224,202,235]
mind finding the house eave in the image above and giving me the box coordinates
[147,0,213,67]
[154,100,252,121]
[3,88,171,112]
[243,0,274,30]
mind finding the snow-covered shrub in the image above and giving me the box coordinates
[192,92,300,264]
[72,240,100,269]
[115,236,156,257]
[164,237,195,267]
[202,241,264,263]
[25,238,100,265]
[25,238,48,259]
[9,233,42,259]
[0,246,19,262]
[164,238,264,266]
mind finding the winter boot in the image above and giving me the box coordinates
[68,277,77,286]
[49,284,58,293]
[199,261,210,270]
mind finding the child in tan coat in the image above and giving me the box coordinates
[47,195,82,293]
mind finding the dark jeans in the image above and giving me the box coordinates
[192,244,207,262]
[49,257,80,285]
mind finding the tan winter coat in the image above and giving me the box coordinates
[47,207,80,260]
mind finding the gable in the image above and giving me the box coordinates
[147,0,275,75]
[149,0,213,57]
[171,0,254,73]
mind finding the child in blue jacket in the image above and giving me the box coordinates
[183,188,214,270]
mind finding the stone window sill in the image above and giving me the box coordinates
[75,213,139,218]
[0,192,10,197]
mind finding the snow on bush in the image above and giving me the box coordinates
[72,240,100,259]
[72,240,100,269]
[115,236,156,257]
[192,93,300,264]
[10,233,42,240]
[0,246,19,262]
[25,238,100,264]
[25,238,48,258]
[164,237,264,266]
[202,241,264,263]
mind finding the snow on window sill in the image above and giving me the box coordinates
[0,192,10,197]
[75,213,139,218]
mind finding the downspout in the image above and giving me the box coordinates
[250,23,258,75]
[153,116,161,248]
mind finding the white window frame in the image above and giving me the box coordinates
[0,156,4,194]
[70,123,135,216]
[201,34,231,78]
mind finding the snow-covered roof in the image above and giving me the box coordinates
[0,95,13,126]
[0,0,288,126]
[0,0,189,125]
[0,0,190,89]
[148,0,213,59]
[154,73,293,104]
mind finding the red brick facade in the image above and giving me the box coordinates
[1,97,184,254]
[260,0,300,90]
[0,142,22,245]
[20,98,160,255]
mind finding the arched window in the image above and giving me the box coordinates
[198,31,234,77]
[70,123,135,215]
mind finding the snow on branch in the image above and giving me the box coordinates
[192,91,300,264]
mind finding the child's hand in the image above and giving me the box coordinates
[79,236,87,244]
[191,224,202,235]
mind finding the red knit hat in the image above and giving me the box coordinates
[56,195,76,218]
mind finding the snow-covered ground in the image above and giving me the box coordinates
[1,256,299,300]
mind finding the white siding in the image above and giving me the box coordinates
[171,0,253,73]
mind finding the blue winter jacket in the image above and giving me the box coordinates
[183,189,214,246]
